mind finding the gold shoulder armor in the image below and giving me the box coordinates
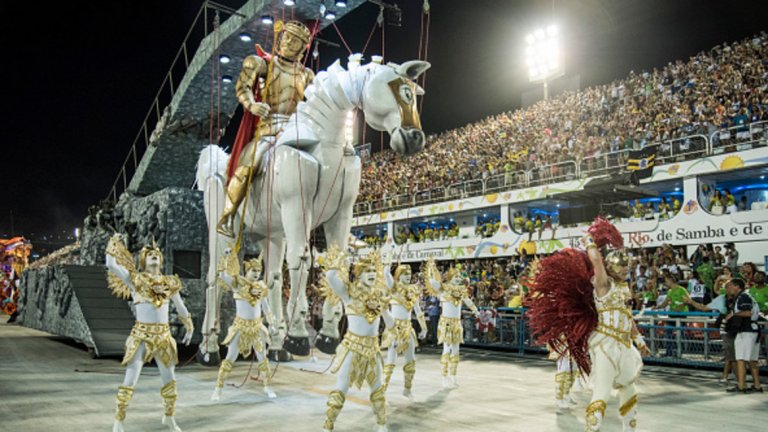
[107,273,131,300]
[107,234,136,274]
[167,275,183,296]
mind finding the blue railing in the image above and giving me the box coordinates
[452,308,767,372]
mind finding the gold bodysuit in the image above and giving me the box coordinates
[221,276,270,356]
[438,283,471,345]
[119,275,182,368]
[331,280,389,389]
[381,283,422,355]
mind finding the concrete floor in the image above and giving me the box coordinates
[1,319,765,432]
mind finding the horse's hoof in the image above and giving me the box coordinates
[315,334,340,355]
[284,336,311,356]
[268,349,293,362]
[196,349,220,366]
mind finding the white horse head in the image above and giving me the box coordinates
[358,58,430,156]
[299,55,430,156]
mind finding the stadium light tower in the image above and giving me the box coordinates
[525,24,563,100]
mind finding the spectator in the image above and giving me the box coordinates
[724,243,739,271]
[749,271,768,314]
[656,274,689,357]
[358,32,768,208]
[723,278,763,393]
[738,196,748,211]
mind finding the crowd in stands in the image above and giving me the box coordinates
[359,32,768,204]
[700,185,758,214]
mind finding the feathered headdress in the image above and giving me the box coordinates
[527,248,597,375]
[587,216,624,249]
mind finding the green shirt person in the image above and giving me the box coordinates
[749,271,768,314]
[696,260,715,292]
[657,276,689,313]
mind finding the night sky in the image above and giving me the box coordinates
[2,0,766,251]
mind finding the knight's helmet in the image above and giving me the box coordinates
[276,20,311,61]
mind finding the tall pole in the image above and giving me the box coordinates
[543,80,549,101]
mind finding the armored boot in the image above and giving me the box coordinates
[323,390,346,431]
[402,360,416,400]
[382,363,395,392]
[160,380,181,432]
[585,400,606,432]
[370,385,387,430]
[211,359,233,401]
[216,166,252,237]
[258,357,277,398]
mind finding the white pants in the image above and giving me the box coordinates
[735,332,759,361]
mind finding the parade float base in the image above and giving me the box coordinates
[1,320,766,432]
[18,265,133,357]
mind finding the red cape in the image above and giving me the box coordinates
[226,45,272,181]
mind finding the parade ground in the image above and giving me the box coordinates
[1,318,764,432]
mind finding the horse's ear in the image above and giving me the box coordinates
[396,60,431,81]
[415,83,425,96]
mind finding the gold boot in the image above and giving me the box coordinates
[440,353,450,377]
[585,400,606,432]
[619,394,638,432]
[115,385,134,421]
[449,354,460,376]
[403,360,416,391]
[160,380,178,418]
[382,363,395,391]
[370,385,387,427]
[324,390,346,431]
[555,372,569,401]
[216,359,233,389]
[216,166,252,237]
[257,358,271,386]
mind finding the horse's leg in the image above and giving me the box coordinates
[318,160,360,355]
[199,168,228,365]
[265,236,290,361]
[278,151,316,357]
[280,199,312,356]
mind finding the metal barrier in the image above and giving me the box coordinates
[485,171,527,194]
[655,134,708,165]
[528,161,578,186]
[456,308,768,372]
[579,150,629,178]
[710,120,768,154]
[413,187,447,206]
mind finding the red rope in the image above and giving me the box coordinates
[419,10,431,114]
[418,8,425,60]
[361,19,379,54]
[332,22,353,55]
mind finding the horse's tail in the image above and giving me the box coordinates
[196,145,229,194]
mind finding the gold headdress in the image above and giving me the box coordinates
[279,20,311,45]
[444,265,462,283]
[138,238,163,270]
[353,249,381,279]
[244,254,263,274]
[605,248,629,276]
[393,263,412,281]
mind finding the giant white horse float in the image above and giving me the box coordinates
[196,55,430,361]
